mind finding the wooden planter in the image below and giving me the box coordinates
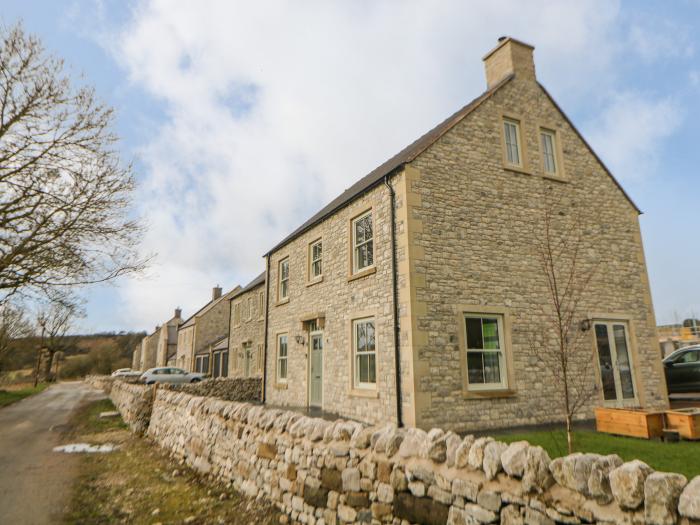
[665,408,700,440]
[594,407,665,439]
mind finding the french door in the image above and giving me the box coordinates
[593,321,638,407]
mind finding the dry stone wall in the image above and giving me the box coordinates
[143,389,700,525]
[164,377,262,402]
[109,381,154,435]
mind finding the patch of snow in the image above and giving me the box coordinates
[53,443,118,453]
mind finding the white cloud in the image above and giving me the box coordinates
[82,0,683,330]
[584,92,681,181]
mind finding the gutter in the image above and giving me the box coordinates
[262,255,271,404]
[384,174,403,427]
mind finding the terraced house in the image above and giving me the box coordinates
[262,37,669,432]
[228,272,266,378]
[175,285,240,375]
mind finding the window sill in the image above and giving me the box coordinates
[503,164,532,176]
[274,382,288,390]
[462,389,517,399]
[306,276,323,287]
[348,266,376,282]
[349,387,379,399]
[541,172,569,183]
[275,298,290,307]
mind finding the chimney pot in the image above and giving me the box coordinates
[212,286,222,300]
[174,307,182,318]
[483,37,536,89]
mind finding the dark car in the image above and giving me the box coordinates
[664,346,700,394]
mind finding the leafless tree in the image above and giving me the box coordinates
[0,301,32,373]
[0,23,147,303]
[530,194,598,454]
[35,295,83,383]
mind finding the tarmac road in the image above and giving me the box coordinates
[0,381,105,525]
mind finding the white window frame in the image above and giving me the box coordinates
[503,118,522,167]
[540,128,557,175]
[309,239,323,280]
[353,317,377,389]
[464,313,508,391]
[352,211,374,274]
[278,258,289,301]
[277,334,288,382]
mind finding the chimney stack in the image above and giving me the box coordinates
[174,307,182,319]
[483,36,536,89]
[212,285,222,300]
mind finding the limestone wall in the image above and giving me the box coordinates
[143,389,700,525]
[164,377,262,402]
[85,374,116,393]
[110,381,154,435]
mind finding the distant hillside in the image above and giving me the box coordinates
[0,332,146,379]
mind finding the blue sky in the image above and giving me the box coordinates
[4,0,700,333]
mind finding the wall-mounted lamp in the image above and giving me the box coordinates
[295,335,305,345]
[580,319,592,332]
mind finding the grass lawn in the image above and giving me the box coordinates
[62,399,282,524]
[0,383,48,408]
[495,429,700,480]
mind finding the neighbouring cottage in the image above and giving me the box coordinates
[138,328,159,371]
[157,308,183,367]
[175,285,241,375]
[131,342,141,370]
[228,272,266,379]
[262,37,668,432]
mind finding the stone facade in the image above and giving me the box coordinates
[175,285,240,373]
[229,273,266,379]
[156,309,183,367]
[131,343,141,370]
[262,37,667,431]
[139,330,159,371]
[99,383,700,525]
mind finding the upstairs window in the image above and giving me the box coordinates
[352,212,374,273]
[258,291,264,319]
[540,129,557,174]
[278,258,289,301]
[310,239,323,279]
[503,119,521,166]
[233,303,241,327]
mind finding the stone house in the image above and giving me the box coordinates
[131,343,141,370]
[138,329,159,371]
[228,272,266,379]
[262,37,668,432]
[156,308,183,367]
[175,285,240,374]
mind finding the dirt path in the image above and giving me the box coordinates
[0,381,106,525]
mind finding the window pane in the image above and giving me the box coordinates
[613,324,635,399]
[368,353,376,383]
[467,352,485,384]
[366,321,375,350]
[465,317,483,349]
[482,318,500,349]
[279,359,287,379]
[504,121,520,165]
[595,324,617,400]
[483,352,501,384]
[541,132,556,173]
[222,352,228,377]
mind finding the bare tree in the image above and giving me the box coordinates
[0,301,32,373]
[530,195,598,454]
[35,295,83,383]
[0,23,147,303]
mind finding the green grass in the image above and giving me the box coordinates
[0,383,48,408]
[67,398,127,435]
[495,429,700,480]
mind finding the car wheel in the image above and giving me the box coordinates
[191,378,201,383]
[146,381,155,385]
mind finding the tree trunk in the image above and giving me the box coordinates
[566,414,574,455]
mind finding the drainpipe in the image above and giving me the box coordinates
[262,255,271,404]
[384,174,403,427]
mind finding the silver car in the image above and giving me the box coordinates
[140,367,205,385]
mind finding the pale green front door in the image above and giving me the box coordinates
[243,343,252,378]
[309,333,323,407]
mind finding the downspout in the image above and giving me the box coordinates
[384,174,403,427]
[262,255,271,404]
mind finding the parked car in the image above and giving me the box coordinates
[664,345,700,393]
[111,368,141,377]
[140,367,205,385]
